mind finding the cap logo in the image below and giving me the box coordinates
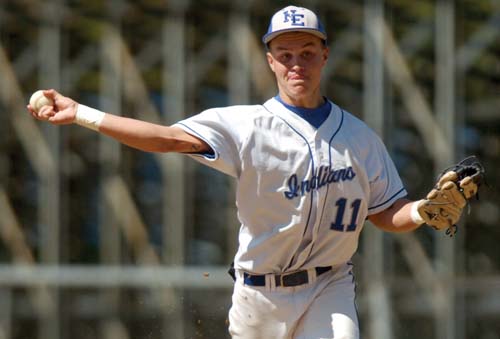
[262,6,327,44]
[283,10,305,26]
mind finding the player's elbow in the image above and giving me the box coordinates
[151,138,192,153]
[145,137,207,154]
[136,125,187,153]
[138,125,210,154]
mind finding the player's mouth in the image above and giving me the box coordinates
[288,74,307,81]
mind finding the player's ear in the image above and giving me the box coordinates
[322,46,329,64]
[266,52,276,72]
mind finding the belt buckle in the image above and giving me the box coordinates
[278,270,307,287]
[278,271,292,287]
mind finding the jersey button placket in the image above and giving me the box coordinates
[293,139,324,268]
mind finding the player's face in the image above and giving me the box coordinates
[266,32,329,108]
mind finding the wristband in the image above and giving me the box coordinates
[410,200,425,225]
[75,104,105,131]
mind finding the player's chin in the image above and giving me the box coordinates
[288,85,310,97]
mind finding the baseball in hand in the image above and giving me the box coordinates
[29,90,54,113]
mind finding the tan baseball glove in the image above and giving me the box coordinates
[415,156,485,236]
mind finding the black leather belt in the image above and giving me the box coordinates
[242,266,332,287]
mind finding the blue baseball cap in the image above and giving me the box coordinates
[262,6,327,44]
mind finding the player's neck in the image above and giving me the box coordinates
[278,92,325,109]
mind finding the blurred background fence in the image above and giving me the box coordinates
[0,0,499,338]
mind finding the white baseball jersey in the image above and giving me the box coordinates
[174,97,406,274]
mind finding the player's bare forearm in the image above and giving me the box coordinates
[99,113,210,154]
[368,198,422,233]
[27,89,210,154]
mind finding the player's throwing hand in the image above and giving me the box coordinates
[27,89,78,125]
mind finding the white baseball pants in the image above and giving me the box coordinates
[228,263,359,339]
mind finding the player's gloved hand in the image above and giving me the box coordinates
[412,156,485,236]
[416,179,465,230]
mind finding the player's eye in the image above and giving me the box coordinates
[281,54,291,62]
[301,51,314,59]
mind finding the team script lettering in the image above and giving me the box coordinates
[284,165,356,199]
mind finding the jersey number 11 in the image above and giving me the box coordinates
[330,198,362,232]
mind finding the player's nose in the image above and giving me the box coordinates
[290,62,306,74]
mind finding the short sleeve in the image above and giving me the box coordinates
[365,136,407,215]
[173,107,248,178]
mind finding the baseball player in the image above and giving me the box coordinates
[28,6,472,339]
